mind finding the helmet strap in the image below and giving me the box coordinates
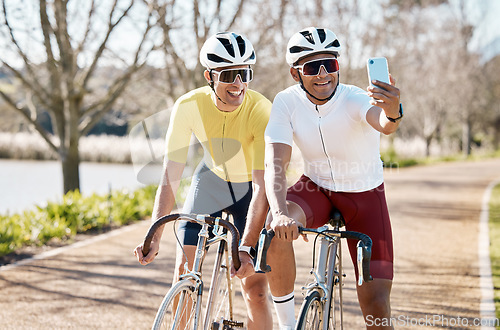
[298,72,339,103]
[208,70,227,105]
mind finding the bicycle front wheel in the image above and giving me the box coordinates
[296,290,324,330]
[152,279,199,330]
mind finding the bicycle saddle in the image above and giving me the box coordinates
[328,208,345,228]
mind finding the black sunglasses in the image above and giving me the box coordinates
[293,58,339,76]
[212,68,253,84]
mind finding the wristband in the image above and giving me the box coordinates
[386,103,403,122]
[238,245,256,259]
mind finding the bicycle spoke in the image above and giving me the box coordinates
[296,291,323,330]
[153,280,198,330]
[169,290,196,329]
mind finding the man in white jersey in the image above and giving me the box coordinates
[235,27,402,329]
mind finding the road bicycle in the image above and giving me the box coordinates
[142,213,244,330]
[255,209,373,330]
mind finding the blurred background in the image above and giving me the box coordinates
[1,0,499,213]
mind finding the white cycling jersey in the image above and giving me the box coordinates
[265,83,384,192]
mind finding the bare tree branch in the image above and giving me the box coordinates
[39,0,61,93]
[81,0,134,89]
[80,65,142,135]
[1,1,52,104]
[80,5,156,133]
[0,90,58,152]
[75,0,96,56]
[0,0,158,192]
[224,0,245,31]
[151,0,195,98]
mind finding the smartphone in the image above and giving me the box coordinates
[367,57,390,88]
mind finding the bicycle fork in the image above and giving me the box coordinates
[204,239,234,330]
[190,222,211,330]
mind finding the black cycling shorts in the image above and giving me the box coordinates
[178,163,252,246]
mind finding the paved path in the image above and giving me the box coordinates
[1,158,500,329]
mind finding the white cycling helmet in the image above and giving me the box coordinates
[286,27,341,66]
[200,32,256,69]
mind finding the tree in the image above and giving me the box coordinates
[0,0,158,193]
[478,54,500,150]
[388,5,460,156]
[145,0,292,102]
[363,0,495,157]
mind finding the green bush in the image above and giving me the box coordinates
[0,185,157,257]
[0,214,29,256]
[381,147,419,168]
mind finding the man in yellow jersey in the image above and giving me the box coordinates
[134,32,273,329]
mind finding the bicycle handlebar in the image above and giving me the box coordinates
[334,230,373,285]
[141,213,241,270]
[255,227,373,284]
[254,228,274,273]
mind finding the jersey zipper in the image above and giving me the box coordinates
[316,105,336,190]
[221,115,237,203]
[221,115,229,181]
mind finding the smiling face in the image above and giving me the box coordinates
[204,65,250,112]
[290,53,339,105]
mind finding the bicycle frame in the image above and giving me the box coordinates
[143,213,241,330]
[255,214,372,330]
[304,223,343,330]
[178,219,235,330]
[203,218,235,329]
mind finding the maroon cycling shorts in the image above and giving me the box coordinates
[287,175,394,280]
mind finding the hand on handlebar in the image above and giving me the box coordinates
[133,240,159,265]
[270,214,300,242]
[231,252,255,279]
[270,214,308,242]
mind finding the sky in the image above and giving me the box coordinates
[466,0,500,62]
[1,0,500,68]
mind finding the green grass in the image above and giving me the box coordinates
[0,176,193,259]
[380,148,500,169]
[0,185,158,257]
[490,183,500,327]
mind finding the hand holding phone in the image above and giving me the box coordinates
[367,57,390,88]
[366,57,402,122]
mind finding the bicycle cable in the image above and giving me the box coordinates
[310,230,337,270]
[311,233,320,269]
[173,219,189,270]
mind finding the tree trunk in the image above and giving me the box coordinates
[462,119,472,156]
[61,139,80,194]
[425,135,432,157]
[494,117,500,150]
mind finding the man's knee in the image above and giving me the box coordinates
[366,294,390,312]
[242,279,269,305]
[358,279,392,316]
[244,287,268,305]
[268,238,291,259]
